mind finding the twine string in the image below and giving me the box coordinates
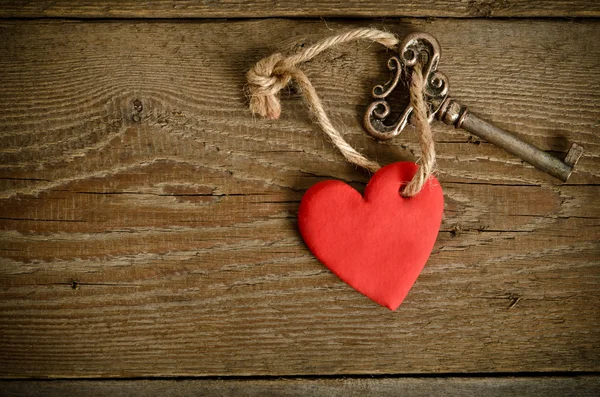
[402,63,436,197]
[246,28,436,197]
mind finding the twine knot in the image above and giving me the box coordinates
[246,28,436,196]
[246,53,292,120]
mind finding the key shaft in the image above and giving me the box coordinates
[438,98,583,182]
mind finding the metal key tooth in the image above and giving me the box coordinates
[364,32,584,182]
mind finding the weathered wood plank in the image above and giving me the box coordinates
[2,377,600,397]
[0,0,598,18]
[0,0,600,18]
[0,19,599,378]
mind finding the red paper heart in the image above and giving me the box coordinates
[298,162,444,310]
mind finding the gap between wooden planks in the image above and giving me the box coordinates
[0,18,599,378]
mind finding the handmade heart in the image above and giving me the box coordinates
[298,162,444,310]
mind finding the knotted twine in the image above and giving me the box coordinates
[246,28,436,197]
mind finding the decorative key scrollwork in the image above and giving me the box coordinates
[364,31,583,181]
[364,32,449,140]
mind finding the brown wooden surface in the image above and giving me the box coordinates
[0,18,599,379]
[2,377,600,396]
[0,0,599,18]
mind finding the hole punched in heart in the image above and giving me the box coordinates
[246,28,438,198]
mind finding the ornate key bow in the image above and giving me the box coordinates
[364,32,583,182]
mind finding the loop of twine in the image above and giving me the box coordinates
[246,28,436,197]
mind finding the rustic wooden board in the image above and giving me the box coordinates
[0,18,599,378]
[0,0,598,18]
[2,377,600,397]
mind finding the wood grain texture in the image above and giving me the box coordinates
[0,18,599,378]
[2,377,600,397]
[0,0,599,18]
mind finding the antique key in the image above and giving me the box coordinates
[364,32,583,182]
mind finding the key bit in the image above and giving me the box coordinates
[364,32,583,182]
